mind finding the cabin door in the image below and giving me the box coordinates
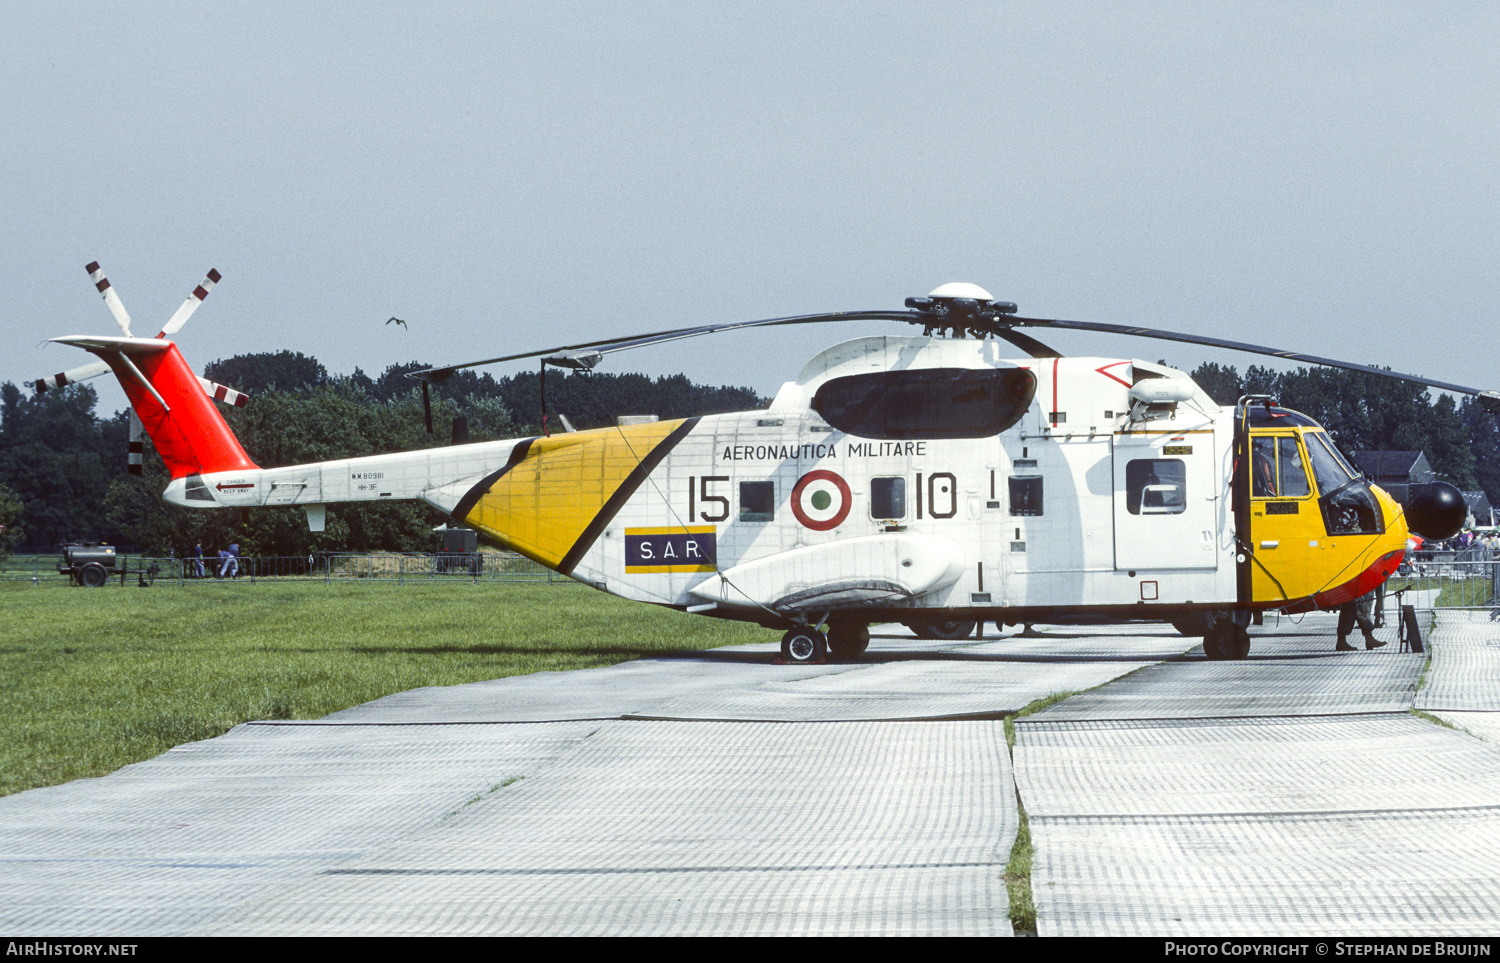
[1112,431,1218,571]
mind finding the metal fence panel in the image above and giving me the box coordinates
[16,548,1489,610]
[1389,552,1500,610]
[1,552,556,587]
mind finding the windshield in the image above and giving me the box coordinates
[1305,431,1356,495]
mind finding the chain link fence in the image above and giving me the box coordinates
[1,551,557,587]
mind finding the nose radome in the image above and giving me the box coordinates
[1406,481,1466,540]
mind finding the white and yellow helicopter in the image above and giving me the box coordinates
[48,268,1484,663]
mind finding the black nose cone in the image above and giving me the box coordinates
[1407,481,1467,540]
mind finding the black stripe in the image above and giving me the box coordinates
[557,418,700,575]
[452,438,535,524]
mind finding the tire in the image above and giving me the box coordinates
[826,620,870,661]
[905,619,978,640]
[780,627,827,664]
[1203,620,1251,660]
[78,563,108,588]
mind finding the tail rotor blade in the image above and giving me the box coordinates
[86,261,133,337]
[127,410,144,476]
[34,359,112,394]
[159,269,222,337]
[196,376,250,407]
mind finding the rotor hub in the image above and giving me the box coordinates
[903,281,1018,338]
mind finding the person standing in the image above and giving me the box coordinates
[219,542,240,579]
[1336,589,1384,651]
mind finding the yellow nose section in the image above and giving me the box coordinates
[461,418,697,574]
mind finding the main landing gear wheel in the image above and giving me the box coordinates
[780,627,827,664]
[826,620,870,661]
[1203,621,1252,660]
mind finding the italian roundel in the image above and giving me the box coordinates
[791,469,852,531]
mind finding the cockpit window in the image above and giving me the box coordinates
[1305,431,1355,495]
[1252,435,1313,498]
[811,367,1036,440]
[1278,438,1311,497]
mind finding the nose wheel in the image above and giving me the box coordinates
[780,627,828,664]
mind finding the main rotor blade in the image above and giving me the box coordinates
[158,269,222,337]
[992,327,1061,359]
[86,262,132,337]
[1009,316,1500,402]
[410,310,922,382]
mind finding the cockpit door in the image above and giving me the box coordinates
[1244,432,1320,602]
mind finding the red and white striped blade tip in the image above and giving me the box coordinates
[158,268,222,337]
[33,359,112,393]
[85,261,133,337]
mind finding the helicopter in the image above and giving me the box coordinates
[46,270,1484,663]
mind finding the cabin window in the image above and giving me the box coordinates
[1126,459,1187,515]
[739,481,775,522]
[870,477,906,519]
[811,367,1036,439]
[1009,476,1044,516]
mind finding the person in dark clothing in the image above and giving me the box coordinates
[1336,590,1385,651]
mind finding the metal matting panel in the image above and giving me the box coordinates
[0,721,597,935]
[961,630,1205,661]
[1031,809,1500,936]
[1021,650,1424,720]
[1415,610,1500,711]
[212,720,1017,936]
[1433,711,1500,745]
[1015,713,1500,817]
[323,628,1201,725]
[320,656,861,723]
[641,659,1162,721]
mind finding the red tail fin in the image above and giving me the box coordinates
[54,336,258,479]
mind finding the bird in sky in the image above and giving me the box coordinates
[386,316,408,330]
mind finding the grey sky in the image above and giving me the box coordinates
[5,2,1498,417]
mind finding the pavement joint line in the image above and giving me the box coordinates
[322,860,1010,876]
[1033,803,1500,822]
[620,711,1017,723]
[1016,709,1414,726]
[248,713,1026,726]
[245,718,628,727]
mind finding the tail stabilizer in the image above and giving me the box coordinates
[52,335,259,479]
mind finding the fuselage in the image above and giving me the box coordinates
[161,335,1411,627]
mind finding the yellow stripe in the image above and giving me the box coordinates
[625,526,716,537]
[464,419,688,569]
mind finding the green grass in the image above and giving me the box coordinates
[1002,690,1080,937]
[0,580,773,797]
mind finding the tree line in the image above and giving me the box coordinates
[0,351,763,557]
[1,353,1496,557]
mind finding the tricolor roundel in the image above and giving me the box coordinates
[791,469,851,531]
